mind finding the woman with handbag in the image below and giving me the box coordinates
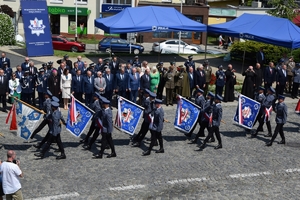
[224,64,236,102]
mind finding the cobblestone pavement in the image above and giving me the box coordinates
[0,99,300,199]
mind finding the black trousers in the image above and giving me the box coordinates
[276,84,285,96]
[215,85,224,96]
[85,93,93,108]
[41,133,64,154]
[148,130,163,151]
[105,90,113,101]
[38,92,45,109]
[74,92,83,103]
[39,131,50,147]
[189,118,201,135]
[0,94,7,110]
[256,115,272,133]
[83,121,98,144]
[31,119,48,139]
[32,89,36,106]
[133,120,149,143]
[117,90,126,99]
[292,82,299,97]
[264,83,272,94]
[99,132,115,154]
[271,123,285,142]
[194,121,212,141]
[204,126,221,144]
[253,112,263,128]
[21,93,32,105]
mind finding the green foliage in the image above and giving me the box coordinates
[230,41,289,65]
[267,0,298,20]
[0,13,15,46]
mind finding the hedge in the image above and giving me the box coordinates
[0,13,15,46]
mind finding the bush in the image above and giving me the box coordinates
[0,13,15,46]
[230,41,290,66]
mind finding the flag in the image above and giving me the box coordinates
[115,97,144,135]
[66,97,94,137]
[14,101,43,140]
[174,95,201,133]
[6,102,17,131]
[233,94,261,129]
[295,99,300,113]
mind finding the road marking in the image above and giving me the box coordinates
[28,192,80,200]
[229,171,271,178]
[167,177,207,185]
[109,184,146,191]
[285,168,300,173]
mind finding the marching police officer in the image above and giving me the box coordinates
[251,86,266,137]
[266,95,287,146]
[20,71,34,104]
[142,99,164,156]
[93,98,116,159]
[34,101,67,159]
[132,89,156,147]
[199,94,223,150]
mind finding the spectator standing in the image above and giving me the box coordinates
[114,67,128,98]
[256,48,265,70]
[223,64,236,102]
[254,63,263,90]
[241,66,256,99]
[194,65,206,91]
[128,67,140,103]
[203,60,212,97]
[150,66,160,93]
[0,150,23,200]
[215,65,226,96]
[292,64,300,99]
[9,73,21,103]
[60,68,72,110]
[71,70,84,102]
[286,56,295,93]
[164,65,175,106]
[264,62,276,92]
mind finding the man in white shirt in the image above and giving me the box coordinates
[0,150,23,200]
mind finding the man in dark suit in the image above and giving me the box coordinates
[140,69,151,105]
[256,48,265,69]
[64,55,73,70]
[0,52,10,69]
[2,62,12,80]
[83,70,94,107]
[71,69,84,102]
[188,67,195,99]
[194,65,206,91]
[28,62,38,106]
[264,62,276,92]
[104,68,114,104]
[95,58,104,73]
[115,67,128,98]
[0,69,9,112]
[276,64,287,96]
[21,57,30,71]
[128,67,140,103]
[109,56,119,75]
[20,71,35,105]
[15,65,24,80]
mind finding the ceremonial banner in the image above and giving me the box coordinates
[66,97,94,137]
[115,97,144,135]
[8,101,43,140]
[174,95,201,133]
[233,94,261,129]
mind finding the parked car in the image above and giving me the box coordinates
[98,37,144,55]
[52,35,86,52]
[152,39,202,54]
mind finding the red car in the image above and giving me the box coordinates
[52,35,86,52]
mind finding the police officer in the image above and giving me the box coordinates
[93,98,116,159]
[251,86,266,137]
[184,55,195,72]
[132,56,141,68]
[31,90,52,140]
[215,65,226,96]
[82,93,102,150]
[185,88,206,138]
[132,89,156,147]
[34,101,67,159]
[142,99,164,156]
[20,71,34,104]
[36,69,48,109]
[199,94,223,150]
[266,95,287,146]
[252,87,275,138]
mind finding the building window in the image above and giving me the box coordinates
[103,0,131,4]
[68,15,87,37]
[50,0,63,3]
[75,0,87,4]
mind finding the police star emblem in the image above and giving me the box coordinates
[28,17,46,36]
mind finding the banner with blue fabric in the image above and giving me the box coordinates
[66,98,94,137]
[233,94,261,129]
[115,97,144,135]
[21,0,53,57]
[174,95,201,133]
[15,101,43,140]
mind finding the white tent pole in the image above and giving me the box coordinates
[178,0,182,54]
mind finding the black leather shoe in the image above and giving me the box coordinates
[107,153,117,158]
[79,139,86,143]
[34,153,44,158]
[166,104,169,106]
[198,143,206,149]
[155,149,164,153]
[83,145,91,150]
[278,140,285,144]
[199,134,205,138]
[142,150,151,156]
[257,128,264,132]
[190,139,197,144]
[33,144,41,149]
[93,154,103,159]
[214,144,222,149]
[105,145,110,149]
[251,133,257,138]
[154,142,158,146]
[264,133,272,137]
[266,142,272,146]
[54,149,60,152]
[208,138,215,143]
[56,154,66,160]
[132,142,140,147]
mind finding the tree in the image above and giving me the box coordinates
[267,0,298,20]
[0,5,14,18]
[0,13,16,45]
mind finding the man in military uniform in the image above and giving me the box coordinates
[142,99,164,156]
[34,101,67,159]
[199,94,223,150]
[20,71,34,104]
[203,60,212,97]
[93,98,116,159]
[252,87,275,138]
[266,95,287,146]
[250,86,266,137]
[164,65,175,106]
[174,66,184,97]
[215,65,226,96]
[184,55,195,72]
[132,90,156,147]
[185,88,206,138]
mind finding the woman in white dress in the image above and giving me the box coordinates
[60,68,72,109]
[9,73,21,102]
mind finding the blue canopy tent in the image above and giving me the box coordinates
[207,13,300,49]
[94,6,207,33]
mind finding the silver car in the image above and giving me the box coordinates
[152,39,202,54]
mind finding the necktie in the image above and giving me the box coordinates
[77,76,79,81]
[147,75,149,81]
[108,75,110,81]
[89,78,91,83]
[100,78,102,84]
[135,74,137,80]
[31,68,33,74]
[190,74,193,79]
[270,68,272,74]
[1,76,3,84]
[121,74,123,80]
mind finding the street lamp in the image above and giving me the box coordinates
[178,0,183,54]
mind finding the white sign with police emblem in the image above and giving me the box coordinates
[28,17,46,36]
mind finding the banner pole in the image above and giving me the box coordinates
[13,97,45,114]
